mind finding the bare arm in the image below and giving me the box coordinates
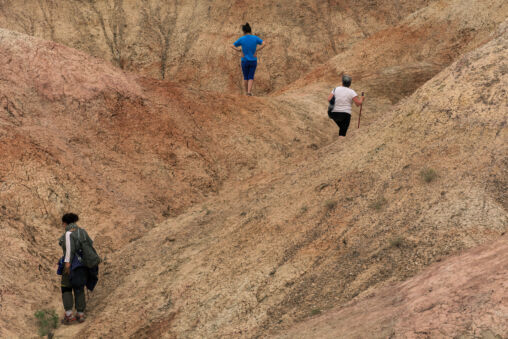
[352,95,365,107]
[327,93,334,102]
[254,41,266,58]
[231,45,242,52]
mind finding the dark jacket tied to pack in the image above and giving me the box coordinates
[58,223,100,291]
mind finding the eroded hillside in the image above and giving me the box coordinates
[275,236,508,338]
[0,27,332,337]
[0,0,438,93]
[278,0,508,116]
[60,17,507,339]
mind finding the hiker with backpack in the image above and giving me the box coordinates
[327,75,365,137]
[58,213,100,325]
[231,23,266,96]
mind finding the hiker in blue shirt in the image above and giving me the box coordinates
[231,23,266,96]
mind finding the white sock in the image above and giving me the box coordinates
[77,312,84,316]
[65,310,73,317]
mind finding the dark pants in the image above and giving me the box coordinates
[61,268,87,312]
[329,112,351,136]
[241,60,257,80]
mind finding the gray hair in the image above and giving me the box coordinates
[342,75,352,87]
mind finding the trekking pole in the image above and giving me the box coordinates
[357,92,364,128]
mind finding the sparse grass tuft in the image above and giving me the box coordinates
[324,200,337,211]
[34,309,58,337]
[420,168,437,183]
[369,196,387,211]
[389,236,404,248]
[162,205,171,218]
[300,206,308,214]
[310,308,321,316]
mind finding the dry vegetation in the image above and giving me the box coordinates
[0,0,439,93]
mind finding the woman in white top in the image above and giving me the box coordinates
[327,75,365,137]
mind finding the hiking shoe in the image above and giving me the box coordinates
[61,314,76,325]
[247,93,253,96]
[76,313,86,323]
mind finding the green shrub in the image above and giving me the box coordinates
[34,309,58,337]
[420,168,437,183]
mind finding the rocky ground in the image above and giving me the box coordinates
[0,1,506,338]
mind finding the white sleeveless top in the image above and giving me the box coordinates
[331,86,358,114]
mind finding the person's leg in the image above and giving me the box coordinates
[241,60,249,94]
[247,80,254,94]
[329,112,342,130]
[62,287,74,314]
[74,287,85,312]
[70,267,88,321]
[337,113,351,137]
[247,61,257,95]
[61,274,76,324]
[74,286,86,322]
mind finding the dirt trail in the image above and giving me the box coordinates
[53,322,84,338]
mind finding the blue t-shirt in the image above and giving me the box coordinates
[234,35,263,61]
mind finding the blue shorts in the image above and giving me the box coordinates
[241,60,257,80]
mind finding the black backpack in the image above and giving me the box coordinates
[327,88,335,117]
[76,228,101,268]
